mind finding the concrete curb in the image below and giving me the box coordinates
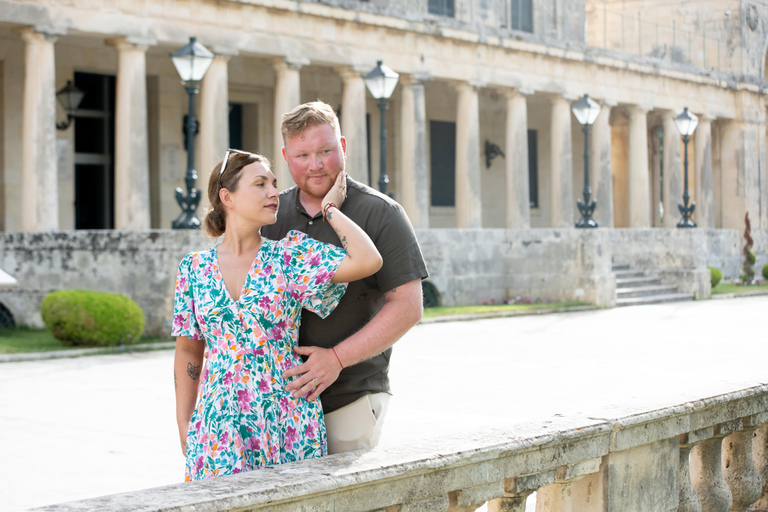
[419,304,598,324]
[711,289,768,300]
[0,341,176,363]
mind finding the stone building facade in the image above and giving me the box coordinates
[0,0,766,331]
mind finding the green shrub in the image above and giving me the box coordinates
[41,290,144,347]
[749,250,757,266]
[708,267,722,288]
[763,263,768,281]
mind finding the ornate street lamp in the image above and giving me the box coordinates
[55,80,85,130]
[673,107,699,228]
[363,60,400,195]
[571,94,602,228]
[170,37,214,229]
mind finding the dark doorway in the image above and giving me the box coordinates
[229,103,243,150]
[430,121,456,206]
[73,72,115,229]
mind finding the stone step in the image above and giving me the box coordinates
[616,276,662,288]
[616,284,680,298]
[612,263,630,272]
[614,269,646,279]
[616,292,694,306]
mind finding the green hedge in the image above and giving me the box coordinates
[41,290,144,347]
[708,267,722,289]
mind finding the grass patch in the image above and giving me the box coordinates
[0,326,172,354]
[423,300,587,319]
[712,282,768,295]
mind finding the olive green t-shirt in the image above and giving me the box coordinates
[261,178,429,413]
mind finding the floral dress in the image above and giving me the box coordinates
[172,231,347,481]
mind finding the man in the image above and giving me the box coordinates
[261,101,428,454]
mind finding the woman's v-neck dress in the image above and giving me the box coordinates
[172,231,347,481]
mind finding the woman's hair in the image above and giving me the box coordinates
[203,151,269,238]
[281,101,341,144]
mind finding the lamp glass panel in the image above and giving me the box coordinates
[190,56,214,81]
[364,76,384,99]
[381,75,399,99]
[171,55,194,81]
[585,103,601,125]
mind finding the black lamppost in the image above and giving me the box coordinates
[673,107,699,228]
[55,80,85,130]
[363,61,400,195]
[571,94,602,228]
[170,37,214,229]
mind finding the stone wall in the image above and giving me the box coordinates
[0,230,210,336]
[0,227,756,336]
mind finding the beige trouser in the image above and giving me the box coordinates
[324,393,390,455]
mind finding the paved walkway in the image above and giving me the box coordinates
[2,296,767,510]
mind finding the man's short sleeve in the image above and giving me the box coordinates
[371,202,429,293]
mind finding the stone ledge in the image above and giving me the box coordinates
[36,384,768,511]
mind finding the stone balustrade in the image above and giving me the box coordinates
[38,384,768,511]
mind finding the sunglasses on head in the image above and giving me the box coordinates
[218,149,251,190]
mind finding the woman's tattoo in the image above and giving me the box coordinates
[187,362,201,381]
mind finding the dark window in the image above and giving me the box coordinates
[229,103,243,149]
[528,129,538,208]
[511,0,533,33]
[73,72,115,229]
[430,121,456,206]
[429,0,454,17]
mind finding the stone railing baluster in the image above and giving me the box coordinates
[487,492,533,512]
[749,422,768,511]
[680,429,712,512]
[691,421,739,512]
[534,457,603,511]
[447,482,504,512]
[724,415,765,512]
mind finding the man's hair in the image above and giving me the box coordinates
[281,101,341,144]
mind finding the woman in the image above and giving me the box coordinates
[172,149,382,481]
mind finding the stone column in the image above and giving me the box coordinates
[592,103,614,228]
[504,89,530,229]
[663,110,683,228]
[109,38,151,230]
[691,433,733,512]
[338,66,369,186]
[694,116,715,229]
[20,28,59,232]
[197,54,231,215]
[454,81,482,228]
[723,420,763,512]
[272,57,306,189]
[627,105,651,227]
[550,95,574,227]
[398,75,429,228]
[749,423,768,511]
